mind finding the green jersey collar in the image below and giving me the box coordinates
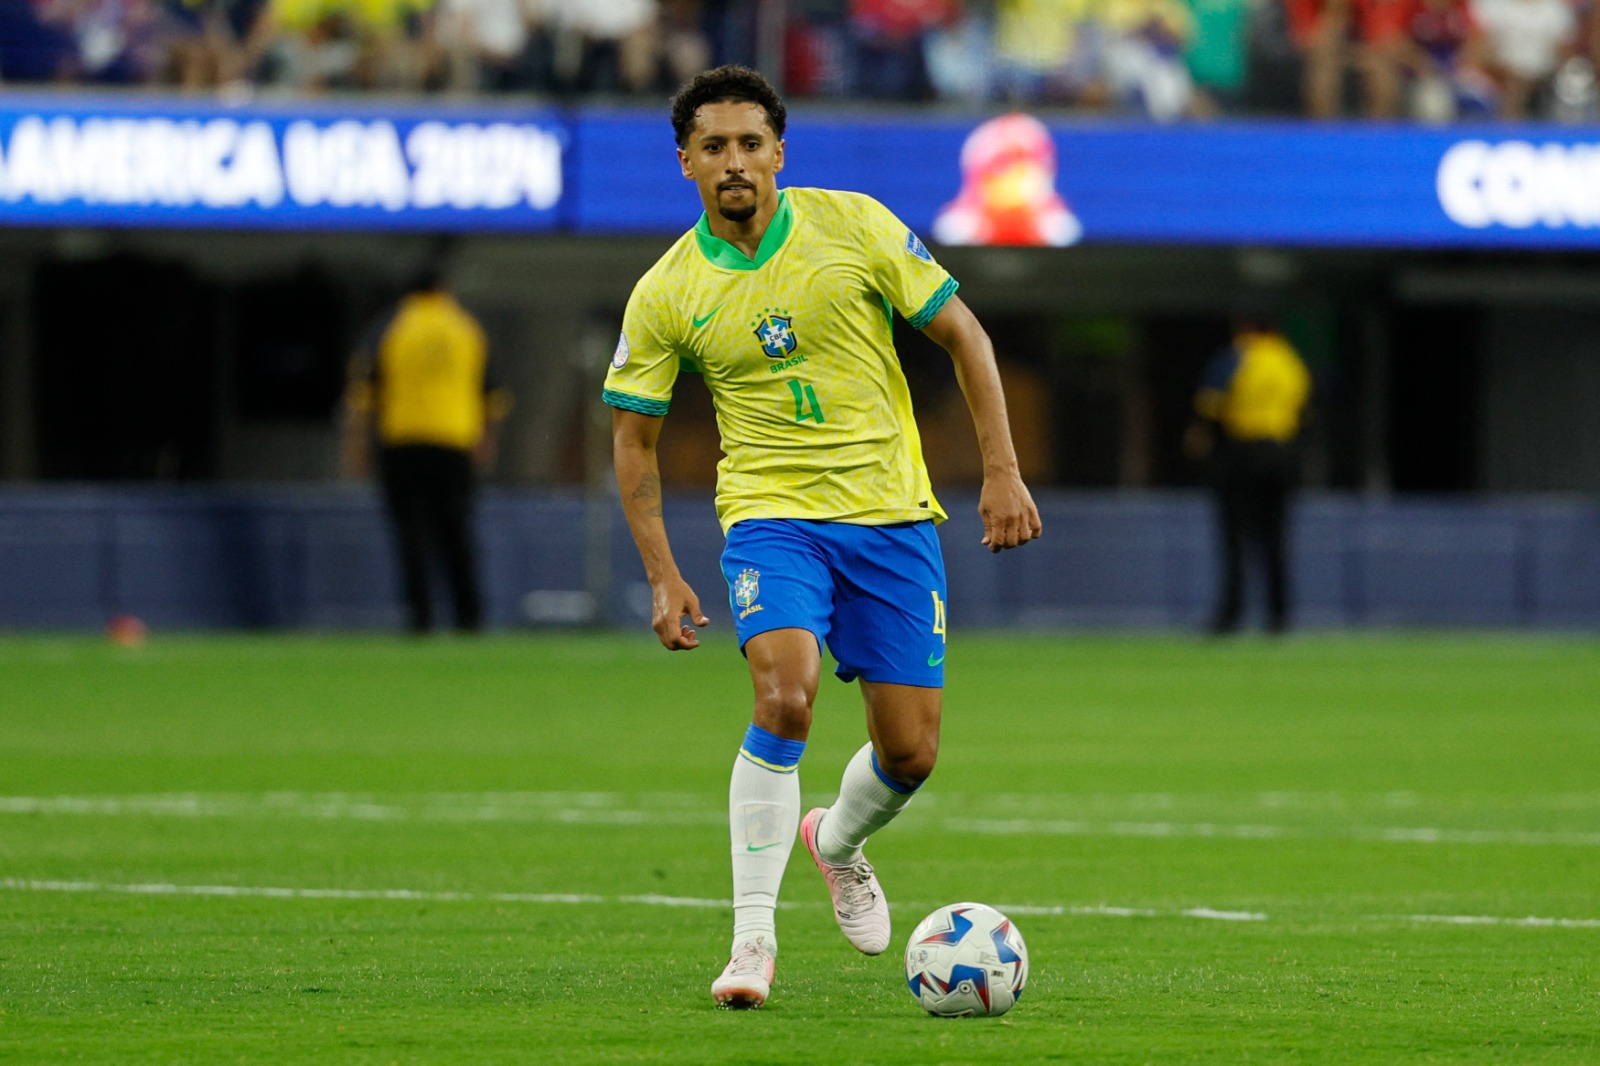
[694,190,792,271]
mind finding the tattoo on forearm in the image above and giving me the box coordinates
[631,471,662,517]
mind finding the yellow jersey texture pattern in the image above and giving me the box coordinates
[603,187,958,532]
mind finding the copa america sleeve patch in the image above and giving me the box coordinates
[611,331,630,368]
[905,229,934,262]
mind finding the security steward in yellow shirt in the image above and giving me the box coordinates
[342,266,511,633]
[1185,307,1312,635]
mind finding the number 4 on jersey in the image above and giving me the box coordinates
[787,379,825,424]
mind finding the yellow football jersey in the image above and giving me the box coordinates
[1194,331,1311,443]
[360,292,496,451]
[604,187,959,532]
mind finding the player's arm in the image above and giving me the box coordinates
[921,294,1042,553]
[612,408,710,650]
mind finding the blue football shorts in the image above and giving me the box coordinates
[720,518,949,688]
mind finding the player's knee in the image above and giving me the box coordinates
[877,745,936,790]
[752,688,813,738]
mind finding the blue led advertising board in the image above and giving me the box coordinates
[574,111,1600,250]
[1,92,1598,249]
[0,93,565,231]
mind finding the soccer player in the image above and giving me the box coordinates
[603,65,1042,1010]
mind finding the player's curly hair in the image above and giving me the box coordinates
[670,66,787,149]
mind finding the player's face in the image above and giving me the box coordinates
[678,101,784,224]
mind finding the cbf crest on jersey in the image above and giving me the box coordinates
[752,310,797,359]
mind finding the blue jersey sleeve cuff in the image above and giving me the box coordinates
[907,277,959,331]
[603,389,670,416]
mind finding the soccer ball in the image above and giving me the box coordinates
[903,902,1029,1017]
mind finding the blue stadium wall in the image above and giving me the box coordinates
[1,489,1596,631]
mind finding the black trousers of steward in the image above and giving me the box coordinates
[1209,438,1298,633]
[379,444,483,633]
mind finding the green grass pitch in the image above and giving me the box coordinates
[3,630,1598,1064]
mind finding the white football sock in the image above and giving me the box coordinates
[816,742,919,865]
[728,728,803,953]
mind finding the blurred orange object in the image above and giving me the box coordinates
[107,615,147,647]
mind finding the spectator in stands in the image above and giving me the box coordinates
[256,2,363,91]
[1238,0,1311,111]
[847,0,955,99]
[1182,0,1250,112]
[658,0,711,88]
[355,0,439,91]
[544,0,658,94]
[1398,0,1494,120]
[342,264,511,635]
[992,0,1109,107]
[1184,304,1312,635]
[1289,0,1414,117]
[1471,0,1577,117]
[925,0,997,103]
[1551,0,1600,120]
[159,0,220,86]
[433,0,544,92]
[52,0,169,84]
[782,0,844,97]
[253,0,439,93]
[0,1,78,82]
[155,0,271,87]
[1102,0,1197,118]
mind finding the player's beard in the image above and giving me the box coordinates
[717,181,757,222]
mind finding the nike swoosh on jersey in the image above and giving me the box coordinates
[692,306,723,329]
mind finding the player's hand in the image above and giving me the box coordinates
[652,578,710,650]
[979,474,1043,553]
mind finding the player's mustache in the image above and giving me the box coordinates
[719,179,753,192]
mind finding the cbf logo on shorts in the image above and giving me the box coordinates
[733,568,763,620]
[752,310,797,358]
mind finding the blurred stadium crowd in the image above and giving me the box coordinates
[0,0,1596,123]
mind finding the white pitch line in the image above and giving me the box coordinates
[991,903,1266,921]
[1182,908,1269,922]
[944,817,1600,848]
[0,878,721,909]
[0,878,1253,922]
[1401,913,1600,929]
[4,878,1597,930]
[5,793,1600,847]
